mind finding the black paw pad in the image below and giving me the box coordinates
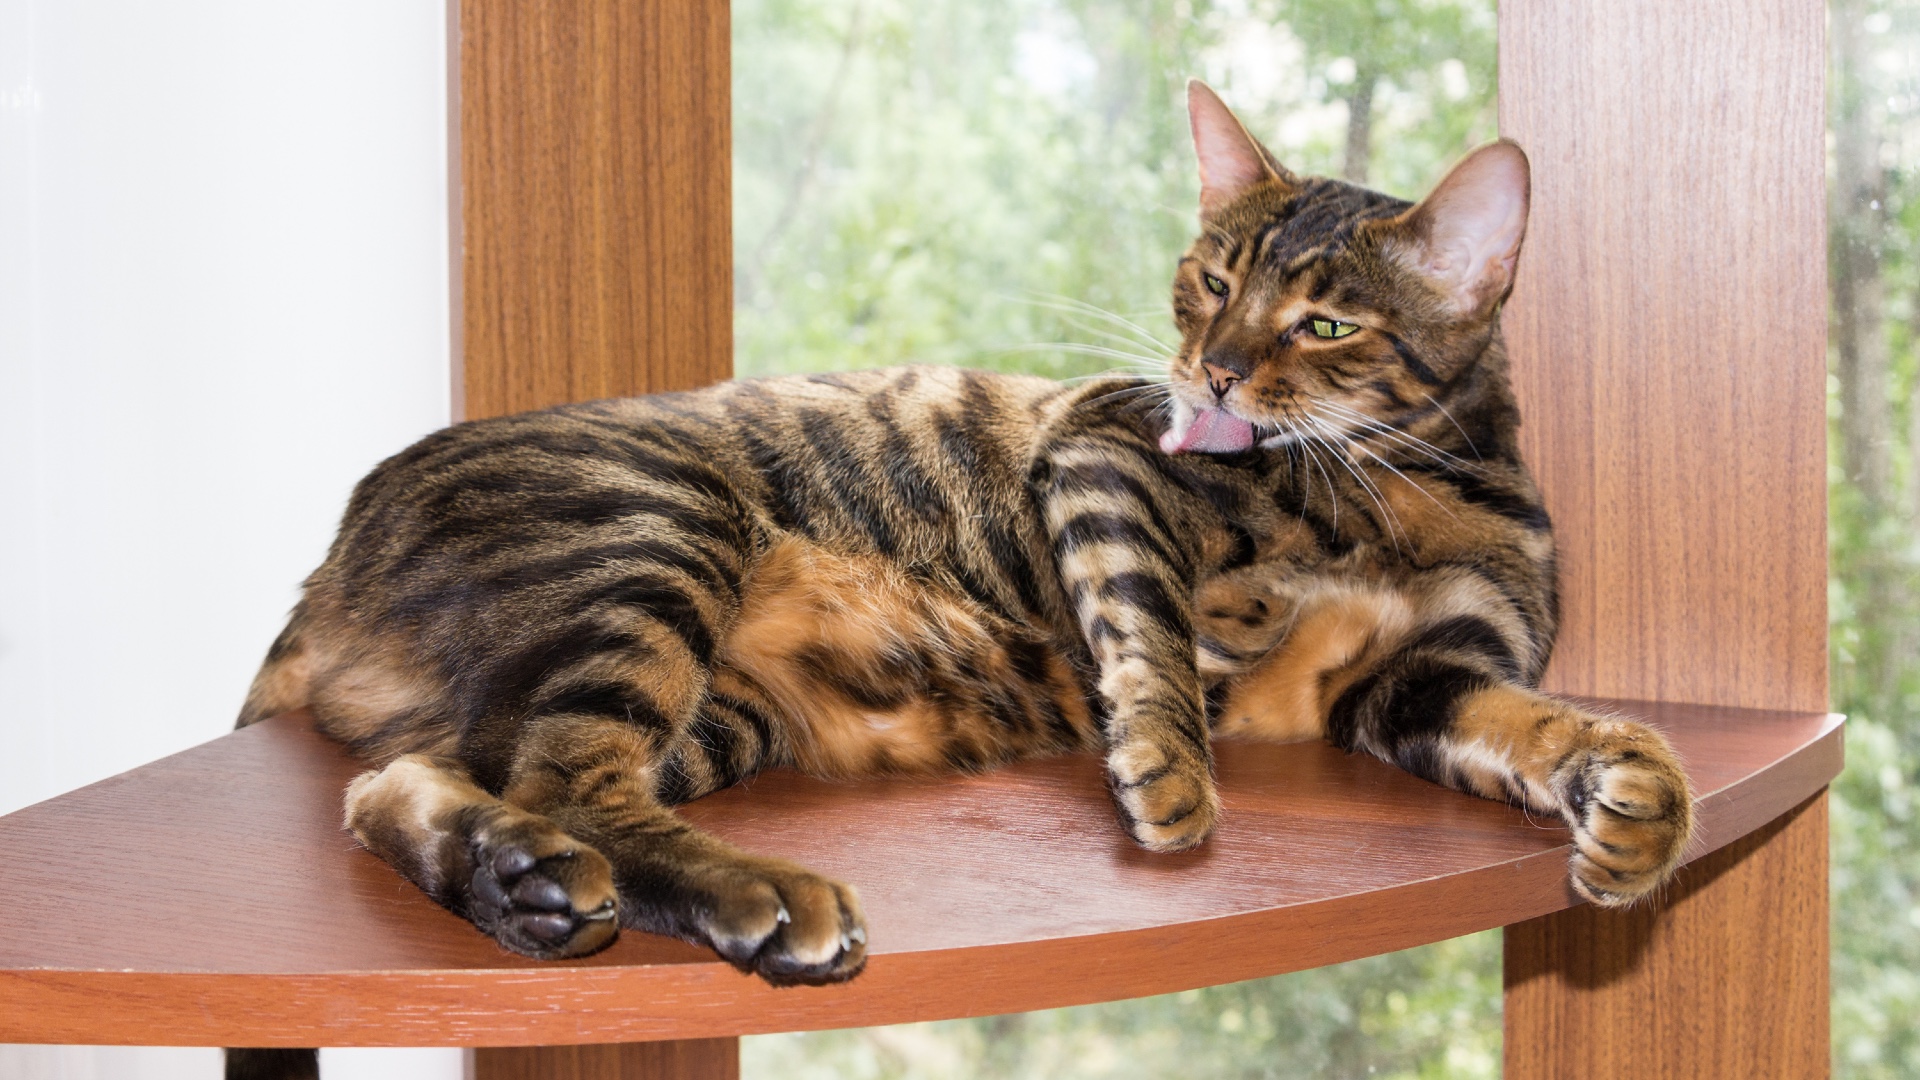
[467,835,618,960]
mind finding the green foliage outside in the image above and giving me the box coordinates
[734,0,1495,384]
[736,0,1920,1075]
[744,932,1496,1079]
[1830,1,1920,1074]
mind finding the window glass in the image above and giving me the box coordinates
[1829,0,1920,1073]
[734,0,1495,381]
[734,1,1500,1074]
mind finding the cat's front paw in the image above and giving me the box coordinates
[1552,718,1694,906]
[687,857,867,986]
[1107,738,1220,852]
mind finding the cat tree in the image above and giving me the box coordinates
[0,2,1835,1076]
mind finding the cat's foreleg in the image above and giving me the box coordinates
[502,702,866,985]
[1329,651,1694,906]
[343,754,622,959]
[345,668,864,982]
[1042,454,1216,852]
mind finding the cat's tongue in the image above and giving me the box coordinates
[1161,407,1256,455]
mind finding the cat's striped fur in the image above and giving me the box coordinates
[238,83,1692,988]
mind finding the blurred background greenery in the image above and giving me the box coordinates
[733,0,1494,384]
[1830,1,1920,1075]
[735,0,1919,1074]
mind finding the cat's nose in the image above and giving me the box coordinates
[1202,362,1243,399]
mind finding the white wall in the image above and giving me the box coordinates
[0,2,461,1076]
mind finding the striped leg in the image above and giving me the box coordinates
[346,676,862,982]
[1043,447,1217,853]
[502,703,866,985]
[1328,647,1694,906]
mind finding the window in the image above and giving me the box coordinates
[733,1,1502,1074]
[1828,0,1920,1071]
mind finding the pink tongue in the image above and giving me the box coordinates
[1161,407,1256,455]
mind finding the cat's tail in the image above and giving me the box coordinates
[237,602,313,729]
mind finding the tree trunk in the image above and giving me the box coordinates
[1342,70,1376,184]
[1830,0,1893,516]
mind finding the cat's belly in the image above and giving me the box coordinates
[720,537,1099,777]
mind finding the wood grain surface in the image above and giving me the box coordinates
[472,1040,738,1080]
[454,0,731,422]
[1497,2,1830,1075]
[0,700,1838,1047]
[1499,0,1828,715]
[1505,792,1830,1080]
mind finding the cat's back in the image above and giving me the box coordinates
[354,365,1076,494]
[586,364,1084,475]
[312,365,1122,611]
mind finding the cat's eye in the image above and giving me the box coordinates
[1309,318,1359,339]
[1203,274,1229,297]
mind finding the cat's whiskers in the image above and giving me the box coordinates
[1043,313,1173,359]
[1005,342,1168,371]
[1291,429,1341,534]
[1315,401,1449,462]
[1058,367,1167,385]
[1315,400,1492,478]
[1301,419,1405,552]
[1308,410,1461,522]
[1270,421,1326,532]
[1078,381,1174,412]
[1008,292,1179,354]
[1420,393,1483,462]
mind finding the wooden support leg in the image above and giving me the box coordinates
[469,1038,739,1080]
[1504,791,1829,1079]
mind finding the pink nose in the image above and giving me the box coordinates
[1202,362,1242,398]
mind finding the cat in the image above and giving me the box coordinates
[237,80,1693,990]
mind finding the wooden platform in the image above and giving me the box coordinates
[0,699,1840,1048]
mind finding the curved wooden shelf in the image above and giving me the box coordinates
[0,700,1839,1047]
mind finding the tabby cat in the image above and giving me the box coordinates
[239,81,1693,988]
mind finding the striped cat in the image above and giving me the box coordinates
[240,82,1692,987]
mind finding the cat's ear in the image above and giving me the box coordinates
[1394,139,1531,316]
[1188,80,1291,216]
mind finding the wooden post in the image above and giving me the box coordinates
[453,0,732,424]
[1498,1,1830,1076]
[453,0,736,1075]
[1505,794,1830,1079]
[470,1041,740,1080]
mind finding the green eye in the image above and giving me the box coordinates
[1203,273,1229,297]
[1310,318,1359,339]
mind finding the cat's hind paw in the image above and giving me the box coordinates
[465,820,620,960]
[343,755,622,960]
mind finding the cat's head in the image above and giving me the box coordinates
[1160,80,1529,456]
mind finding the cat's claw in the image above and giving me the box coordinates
[1553,720,1694,906]
[1107,739,1220,852]
[693,861,867,986]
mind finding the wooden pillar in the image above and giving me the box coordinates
[471,1040,740,1080]
[453,0,736,1075]
[1506,793,1830,1079]
[1498,1,1829,1076]
[453,0,732,424]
